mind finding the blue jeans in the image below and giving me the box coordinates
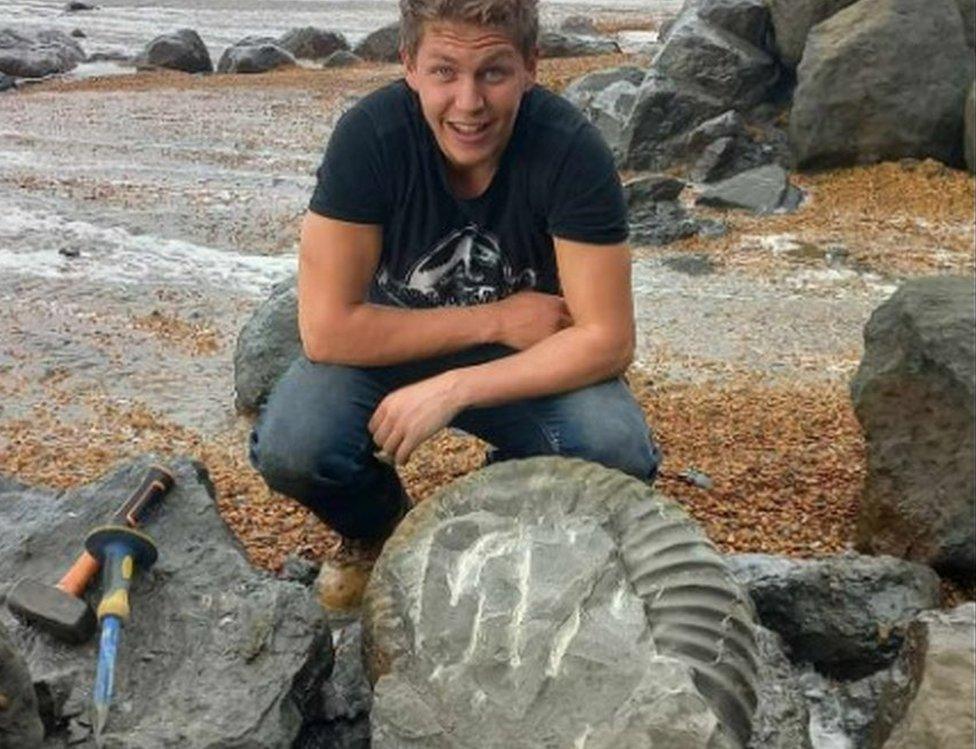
[249,345,660,539]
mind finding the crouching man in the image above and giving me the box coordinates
[250,0,660,608]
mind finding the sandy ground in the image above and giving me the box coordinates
[1,55,973,602]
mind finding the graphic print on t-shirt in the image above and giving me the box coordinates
[377,224,536,307]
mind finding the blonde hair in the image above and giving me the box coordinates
[399,0,539,60]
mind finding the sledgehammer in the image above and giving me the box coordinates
[5,465,174,644]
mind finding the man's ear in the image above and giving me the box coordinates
[524,48,539,87]
[401,48,419,91]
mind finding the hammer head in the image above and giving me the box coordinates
[6,578,96,644]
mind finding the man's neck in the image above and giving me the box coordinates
[446,163,496,200]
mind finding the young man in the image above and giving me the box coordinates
[249,0,660,603]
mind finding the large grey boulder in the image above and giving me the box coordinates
[965,80,975,173]
[654,13,780,111]
[562,65,646,113]
[851,277,976,580]
[748,627,813,749]
[0,619,44,749]
[790,0,974,169]
[217,43,296,74]
[364,458,761,748]
[0,458,332,747]
[884,603,976,748]
[538,30,620,58]
[621,70,728,169]
[956,0,975,49]
[679,0,773,51]
[685,110,778,181]
[0,27,85,78]
[323,50,362,68]
[766,0,861,67]
[135,28,213,73]
[354,23,400,63]
[234,275,301,414]
[277,26,349,61]
[726,552,941,678]
[696,164,800,213]
[586,80,641,156]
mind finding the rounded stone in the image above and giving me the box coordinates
[363,457,760,748]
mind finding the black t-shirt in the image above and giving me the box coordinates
[308,79,627,308]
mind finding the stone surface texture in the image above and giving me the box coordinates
[538,30,620,57]
[790,0,974,168]
[136,28,213,74]
[0,27,85,78]
[726,552,940,678]
[217,43,296,74]
[277,27,348,60]
[0,618,45,749]
[965,79,975,173]
[363,457,760,748]
[767,0,861,67]
[323,50,362,68]
[682,0,772,50]
[0,458,331,747]
[851,276,976,580]
[883,603,976,749]
[747,627,813,749]
[353,23,400,62]
[234,274,302,414]
[696,164,794,213]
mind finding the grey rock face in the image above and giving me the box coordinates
[688,0,772,51]
[587,80,640,155]
[884,604,976,748]
[363,458,760,748]
[684,110,776,182]
[955,0,975,48]
[965,80,975,173]
[791,0,974,168]
[217,43,296,74]
[231,35,278,48]
[726,552,941,678]
[0,620,45,749]
[696,164,798,213]
[654,14,779,111]
[630,200,707,246]
[234,275,302,414]
[851,277,976,580]
[354,23,400,63]
[563,65,645,112]
[278,26,349,60]
[136,28,213,74]
[624,173,687,206]
[767,0,861,67]
[0,27,85,78]
[538,30,620,58]
[621,70,728,170]
[748,627,813,749]
[0,457,331,747]
[323,50,362,68]
[0,72,15,91]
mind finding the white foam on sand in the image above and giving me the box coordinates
[0,202,294,296]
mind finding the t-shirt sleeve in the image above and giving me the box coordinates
[308,105,391,224]
[546,123,629,245]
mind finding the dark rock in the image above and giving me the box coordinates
[654,13,780,111]
[630,200,702,245]
[135,28,213,74]
[957,0,976,48]
[0,619,45,749]
[791,0,974,169]
[364,458,761,748]
[217,43,296,74]
[623,173,687,206]
[0,457,331,747]
[84,50,129,63]
[0,72,15,91]
[538,30,620,58]
[277,27,349,61]
[767,0,861,67]
[0,27,85,78]
[353,23,400,63]
[280,554,320,586]
[684,110,775,182]
[885,604,976,748]
[560,15,600,35]
[621,70,728,170]
[231,35,278,48]
[234,274,302,414]
[686,0,773,51]
[748,627,813,749]
[58,247,80,258]
[70,29,85,38]
[562,65,645,112]
[323,50,362,68]
[726,552,941,678]
[965,80,975,173]
[586,79,640,156]
[696,164,798,213]
[851,277,976,581]
[64,2,96,11]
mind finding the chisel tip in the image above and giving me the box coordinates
[92,703,108,747]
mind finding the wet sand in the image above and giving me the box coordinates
[1,58,973,594]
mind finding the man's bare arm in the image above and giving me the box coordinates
[298,212,570,366]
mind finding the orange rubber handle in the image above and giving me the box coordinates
[56,551,100,597]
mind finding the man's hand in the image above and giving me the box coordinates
[368,372,466,466]
[494,291,572,350]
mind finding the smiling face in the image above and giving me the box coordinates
[403,21,537,195]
